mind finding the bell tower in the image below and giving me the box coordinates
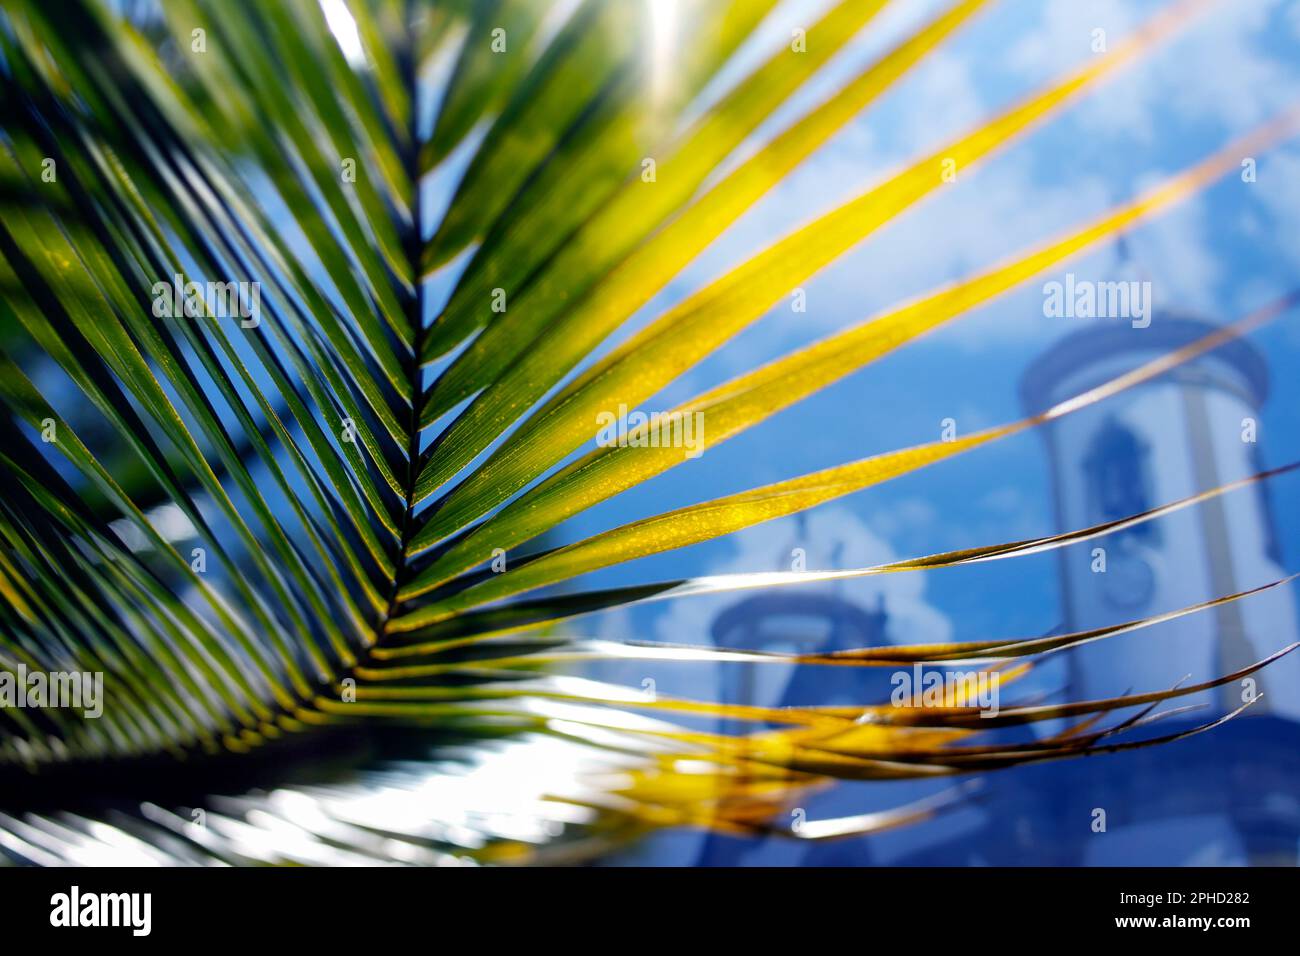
[1020,314,1299,717]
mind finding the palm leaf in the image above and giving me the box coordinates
[1,0,1296,865]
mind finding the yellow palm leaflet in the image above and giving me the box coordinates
[419,0,975,371]
[361,574,1300,678]
[405,80,1288,598]
[393,285,1299,629]
[329,649,1287,733]
[305,650,1293,841]
[376,458,1298,656]
[420,0,800,301]
[274,642,1296,847]
[408,0,1215,518]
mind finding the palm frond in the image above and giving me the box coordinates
[1,0,1296,866]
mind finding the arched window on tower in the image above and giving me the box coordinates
[1083,416,1158,542]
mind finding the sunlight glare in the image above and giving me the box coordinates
[320,0,366,68]
[647,0,682,107]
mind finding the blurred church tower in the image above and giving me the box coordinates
[1020,306,1300,720]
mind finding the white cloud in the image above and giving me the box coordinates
[1005,0,1291,136]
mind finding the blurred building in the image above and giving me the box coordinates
[694,521,894,866]
[686,311,1300,866]
[710,590,889,722]
[1020,314,1300,719]
[1011,312,1300,865]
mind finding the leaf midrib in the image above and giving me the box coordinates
[375,2,430,655]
